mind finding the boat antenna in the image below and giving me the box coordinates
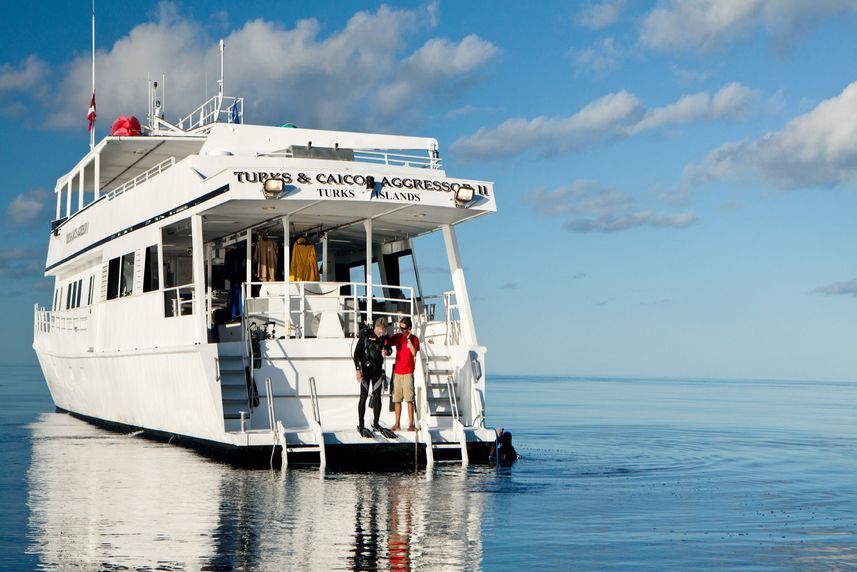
[89,0,96,151]
[218,39,224,107]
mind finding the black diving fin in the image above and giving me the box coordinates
[376,426,398,439]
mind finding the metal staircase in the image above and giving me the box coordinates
[418,346,469,466]
[217,342,251,427]
[267,377,327,469]
[424,353,457,417]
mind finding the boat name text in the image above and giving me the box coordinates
[66,223,89,243]
[234,171,490,196]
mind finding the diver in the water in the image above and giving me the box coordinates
[489,428,519,466]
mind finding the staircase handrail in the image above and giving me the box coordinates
[414,345,433,423]
[308,376,322,425]
[308,376,327,468]
[240,293,255,412]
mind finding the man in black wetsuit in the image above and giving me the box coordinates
[353,317,391,436]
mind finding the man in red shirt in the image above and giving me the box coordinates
[389,317,419,431]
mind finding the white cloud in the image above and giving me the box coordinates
[685,81,857,189]
[569,37,623,75]
[671,65,711,84]
[452,83,756,161]
[563,211,696,232]
[527,180,632,216]
[375,34,498,125]
[0,55,49,94]
[630,82,757,133]
[640,0,857,53]
[40,2,496,132]
[526,180,696,233]
[813,279,857,297]
[576,1,625,30]
[6,187,51,225]
[0,247,44,277]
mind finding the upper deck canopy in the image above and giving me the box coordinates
[199,196,489,248]
[56,123,442,198]
[57,136,206,196]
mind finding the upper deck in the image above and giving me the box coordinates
[47,122,494,274]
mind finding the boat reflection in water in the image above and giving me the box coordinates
[27,413,487,570]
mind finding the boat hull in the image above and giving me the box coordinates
[57,407,495,468]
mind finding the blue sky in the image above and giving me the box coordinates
[2,1,856,381]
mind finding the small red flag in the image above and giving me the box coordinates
[87,92,96,132]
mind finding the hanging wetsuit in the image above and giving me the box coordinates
[353,327,390,430]
[224,244,246,319]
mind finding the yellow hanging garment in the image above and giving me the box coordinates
[290,238,320,281]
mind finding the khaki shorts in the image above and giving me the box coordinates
[392,373,414,403]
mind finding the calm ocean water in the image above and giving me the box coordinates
[2,364,857,570]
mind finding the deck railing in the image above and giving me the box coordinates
[260,148,442,170]
[352,149,442,169]
[419,290,462,345]
[105,157,176,200]
[163,283,195,317]
[33,306,91,336]
[240,280,414,338]
[177,95,243,131]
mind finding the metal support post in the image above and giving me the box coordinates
[78,168,85,211]
[191,214,206,343]
[321,233,328,280]
[364,219,373,323]
[65,178,72,217]
[441,224,477,345]
[94,152,100,200]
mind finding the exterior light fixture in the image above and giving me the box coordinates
[454,184,475,207]
[262,177,285,199]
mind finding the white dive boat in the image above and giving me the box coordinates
[32,73,496,467]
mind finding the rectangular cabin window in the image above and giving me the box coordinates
[75,279,83,308]
[87,276,94,305]
[106,258,120,300]
[120,253,135,297]
[161,219,194,317]
[66,284,73,309]
[143,245,159,293]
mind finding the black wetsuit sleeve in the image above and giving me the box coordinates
[353,335,365,370]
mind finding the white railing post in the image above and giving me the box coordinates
[300,282,306,337]
[191,215,206,343]
[78,168,85,211]
[364,219,373,323]
[65,177,72,217]
[282,215,290,333]
[94,151,100,200]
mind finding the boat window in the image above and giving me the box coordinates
[66,283,73,309]
[87,276,94,305]
[162,219,194,317]
[142,245,159,293]
[106,253,135,300]
[106,258,120,300]
[75,279,82,308]
[120,253,135,297]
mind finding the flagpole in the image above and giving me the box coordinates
[90,0,95,151]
